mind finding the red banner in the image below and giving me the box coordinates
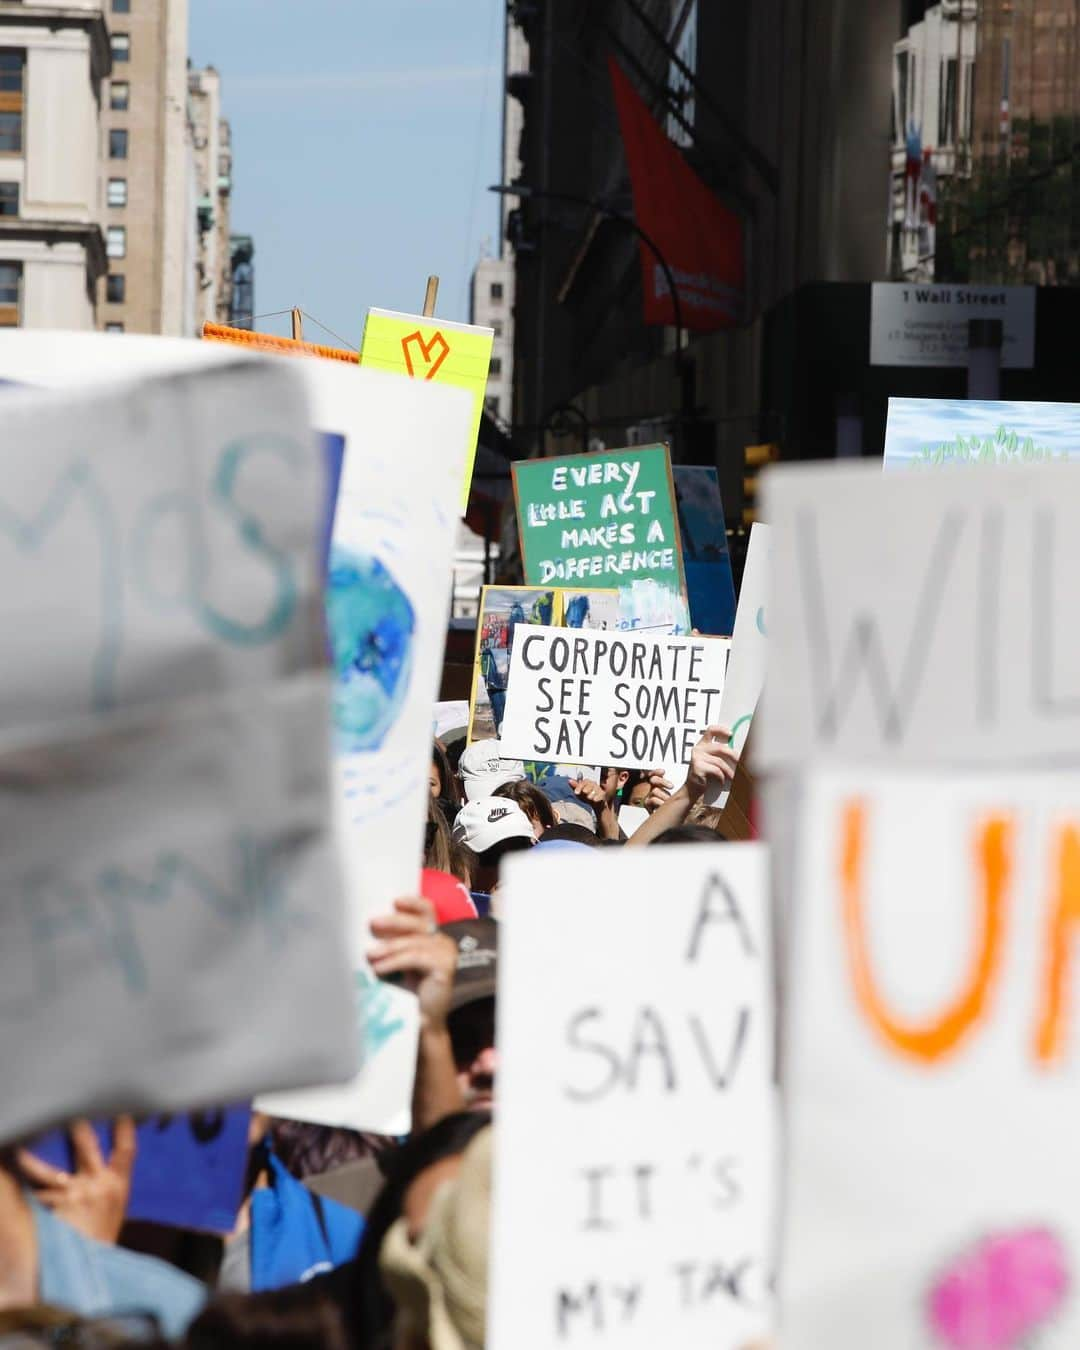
[609,56,743,331]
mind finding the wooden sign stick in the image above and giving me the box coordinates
[422,276,439,318]
[291,307,303,341]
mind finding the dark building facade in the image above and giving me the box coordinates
[505,0,903,526]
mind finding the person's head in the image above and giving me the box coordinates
[599,766,631,806]
[451,797,533,893]
[624,770,651,808]
[352,1112,492,1349]
[430,741,461,807]
[456,739,524,802]
[492,779,555,840]
[441,920,498,1113]
[651,824,724,845]
[424,796,455,874]
[379,1126,493,1350]
[537,822,601,848]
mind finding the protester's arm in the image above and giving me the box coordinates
[626,727,739,847]
[17,1117,136,1244]
[368,897,465,1133]
[570,777,621,840]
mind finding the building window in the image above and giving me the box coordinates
[106,273,125,303]
[111,34,130,63]
[110,81,130,112]
[106,226,126,259]
[490,282,503,301]
[0,182,17,216]
[492,320,503,337]
[0,51,25,155]
[490,357,502,376]
[105,322,125,332]
[0,261,20,324]
[939,58,957,147]
[107,178,127,207]
[112,0,131,10]
[109,129,129,159]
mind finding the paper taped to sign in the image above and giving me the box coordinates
[760,457,1080,768]
[489,844,775,1350]
[707,522,769,808]
[0,361,357,1145]
[498,626,729,783]
[780,766,1080,1349]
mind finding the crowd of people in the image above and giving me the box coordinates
[0,724,745,1348]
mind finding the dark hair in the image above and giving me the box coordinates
[493,778,555,832]
[424,795,455,874]
[185,1286,349,1350]
[541,822,600,847]
[651,824,724,846]
[432,741,462,807]
[267,1119,386,1182]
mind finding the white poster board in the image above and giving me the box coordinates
[870,282,1035,369]
[0,330,472,1135]
[490,845,775,1350]
[759,458,1080,769]
[498,626,728,783]
[0,361,358,1143]
[707,522,769,808]
[781,766,1080,1349]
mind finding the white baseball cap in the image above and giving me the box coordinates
[457,739,525,801]
[452,797,534,855]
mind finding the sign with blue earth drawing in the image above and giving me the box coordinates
[0,330,474,1136]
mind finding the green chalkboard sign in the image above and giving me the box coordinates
[512,443,687,596]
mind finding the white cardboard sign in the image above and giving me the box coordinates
[0,330,473,1135]
[490,845,775,1350]
[760,458,1080,769]
[870,282,1035,369]
[498,626,729,782]
[707,522,769,808]
[781,767,1080,1349]
[0,362,358,1143]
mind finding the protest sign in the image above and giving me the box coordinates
[0,361,358,1144]
[490,845,774,1350]
[358,308,493,510]
[513,444,686,598]
[31,1107,252,1233]
[883,396,1080,468]
[498,626,729,782]
[0,329,473,1135]
[781,767,1080,1349]
[706,523,769,808]
[673,465,736,635]
[469,587,561,742]
[759,457,1080,768]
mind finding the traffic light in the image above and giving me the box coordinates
[743,442,779,526]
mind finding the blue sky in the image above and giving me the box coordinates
[189,0,505,346]
[884,398,1080,466]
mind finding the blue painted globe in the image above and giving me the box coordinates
[326,545,415,753]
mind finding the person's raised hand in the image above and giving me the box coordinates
[642,770,674,812]
[571,777,607,811]
[368,896,458,1031]
[18,1117,136,1244]
[685,725,740,803]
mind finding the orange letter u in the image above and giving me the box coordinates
[840,799,1012,1063]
